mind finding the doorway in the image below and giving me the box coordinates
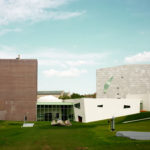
[140,102,143,111]
[78,116,82,122]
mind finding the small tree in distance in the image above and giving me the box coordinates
[59,92,96,100]
[70,93,84,99]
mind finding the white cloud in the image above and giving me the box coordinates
[125,51,150,63]
[0,45,18,58]
[43,68,87,77]
[66,60,97,66]
[0,45,108,68]
[38,59,68,68]
[51,11,86,20]
[0,0,85,25]
[0,28,22,36]
[30,48,108,60]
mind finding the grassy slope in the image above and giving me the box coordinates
[0,112,150,150]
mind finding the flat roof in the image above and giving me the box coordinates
[37,102,73,105]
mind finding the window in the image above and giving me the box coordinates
[97,105,103,107]
[37,105,40,109]
[74,103,80,109]
[56,113,59,118]
[124,105,131,109]
[45,105,48,109]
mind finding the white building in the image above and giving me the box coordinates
[68,98,140,123]
[36,96,141,123]
[126,94,150,111]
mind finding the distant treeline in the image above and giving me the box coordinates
[59,93,96,100]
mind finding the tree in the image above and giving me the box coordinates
[70,93,84,99]
[59,93,70,100]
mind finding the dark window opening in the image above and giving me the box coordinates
[97,105,103,107]
[74,103,80,109]
[56,113,59,119]
[45,113,52,121]
[124,105,131,109]
[78,116,82,122]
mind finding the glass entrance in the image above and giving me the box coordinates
[45,113,52,121]
[37,104,74,121]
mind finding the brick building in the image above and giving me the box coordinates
[0,59,37,121]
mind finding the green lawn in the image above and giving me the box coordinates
[0,112,150,150]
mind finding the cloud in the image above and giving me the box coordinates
[0,45,18,58]
[0,45,109,68]
[66,60,98,66]
[125,51,150,63]
[0,0,85,25]
[0,45,109,78]
[0,28,22,36]
[51,11,86,20]
[43,68,87,77]
[39,59,98,67]
[30,48,108,60]
[38,59,68,68]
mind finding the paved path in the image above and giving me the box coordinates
[116,131,150,140]
[22,123,34,127]
[123,117,150,124]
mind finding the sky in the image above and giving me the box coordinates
[0,0,150,94]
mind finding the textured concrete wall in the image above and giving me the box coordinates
[96,64,150,98]
[0,59,37,121]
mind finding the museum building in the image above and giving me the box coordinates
[0,58,150,122]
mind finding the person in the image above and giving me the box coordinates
[24,115,27,122]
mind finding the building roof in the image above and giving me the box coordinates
[37,102,73,105]
[37,95,73,105]
[37,95,63,103]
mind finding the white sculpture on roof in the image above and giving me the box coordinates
[37,95,63,103]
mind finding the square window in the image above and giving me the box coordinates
[124,105,130,109]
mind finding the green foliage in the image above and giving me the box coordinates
[59,93,84,99]
[84,93,96,98]
[59,92,96,99]
[70,93,84,99]
[59,93,70,100]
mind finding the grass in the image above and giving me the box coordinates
[0,112,150,150]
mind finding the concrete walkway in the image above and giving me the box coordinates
[123,117,150,124]
[116,131,150,140]
[22,123,34,127]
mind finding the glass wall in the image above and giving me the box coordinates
[37,105,74,121]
